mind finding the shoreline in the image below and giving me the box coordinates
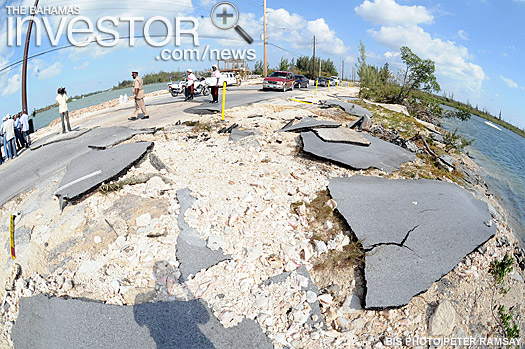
[1,86,523,347]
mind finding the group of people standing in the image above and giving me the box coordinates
[184,65,222,103]
[0,112,31,164]
[128,64,224,120]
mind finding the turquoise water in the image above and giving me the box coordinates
[440,114,525,245]
[31,82,168,130]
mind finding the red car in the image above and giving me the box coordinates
[263,71,296,91]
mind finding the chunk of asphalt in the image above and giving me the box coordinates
[328,176,496,309]
[88,127,155,149]
[321,100,373,118]
[229,128,255,142]
[12,294,272,349]
[218,123,239,134]
[313,127,371,146]
[277,117,341,133]
[263,266,325,329]
[301,131,414,174]
[149,153,175,175]
[55,142,153,203]
[29,128,92,150]
[176,188,230,282]
[347,115,372,131]
[438,154,457,171]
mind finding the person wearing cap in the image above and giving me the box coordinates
[13,113,26,149]
[2,114,17,159]
[56,87,72,133]
[129,71,149,120]
[184,69,197,101]
[20,111,31,147]
[210,65,221,104]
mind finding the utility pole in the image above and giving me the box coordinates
[342,60,345,81]
[21,0,40,114]
[312,36,316,79]
[319,59,322,77]
[263,0,267,77]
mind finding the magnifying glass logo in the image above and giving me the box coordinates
[211,2,254,44]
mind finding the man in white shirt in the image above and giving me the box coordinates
[56,87,72,134]
[20,112,31,147]
[184,69,197,101]
[2,114,17,159]
[210,65,221,104]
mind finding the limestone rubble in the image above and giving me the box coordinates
[0,87,523,348]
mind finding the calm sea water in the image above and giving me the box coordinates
[32,82,168,130]
[440,114,525,245]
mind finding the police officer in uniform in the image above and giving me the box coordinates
[184,69,197,101]
[210,65,221,103]
[129,71,149,120]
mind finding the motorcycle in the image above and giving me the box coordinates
[167,78,209,97]
[193,78,210,96]
[167,80,185,97]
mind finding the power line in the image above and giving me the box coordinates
[0,34,254,75]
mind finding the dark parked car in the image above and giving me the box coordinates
[294,75,309,88]
[263,71,296,91]
[316,77,329,87]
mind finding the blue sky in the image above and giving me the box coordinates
[1,0,524,128]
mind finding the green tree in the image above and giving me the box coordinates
[278,57,289,71]
[395,46,440,103]
[253,60,264,75]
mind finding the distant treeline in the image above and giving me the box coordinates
[112,71,186,90]
[435,95,525,138]
[34,89,108,114]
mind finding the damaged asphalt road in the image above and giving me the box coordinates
[328,175,496,309]
[55,142,153,205]
[0,126,155,207]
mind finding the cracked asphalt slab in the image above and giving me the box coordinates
[0,126,155,207]
[328,175,496,308]
[13,294,272,349]
[55,142,153,203]
[313,127,371,146]
[301,131,414,173]
[321,100,373,118]
[277,117,341,133]
[176,188,231,282]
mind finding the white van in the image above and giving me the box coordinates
[205,72,240,87]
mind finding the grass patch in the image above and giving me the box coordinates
[395,154,464,184]
[190,121,213,133]
[292,190,365,271]
[490,253,514,293]
[497,305,521,339]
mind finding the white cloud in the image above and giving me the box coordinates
[369,25,485,94]
[74,61,90,70]
[499,75,518,88]
[1,74,20,96]
[458,30,469,40]
[199,0,216,6]
[265,8,350,57]
[354,0,433,26]
[384,51,399,59]
[37,62,63,80]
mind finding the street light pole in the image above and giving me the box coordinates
[21,0,40,114]
[263,0,267,77]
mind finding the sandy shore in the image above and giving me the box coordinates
[1,85,523,348]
